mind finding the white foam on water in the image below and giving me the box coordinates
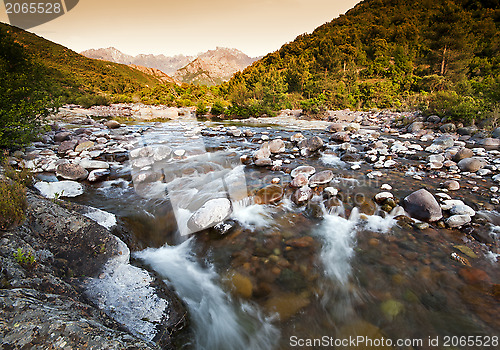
[231,198,274,230]
[83,207,117,229]
[321,153,346,168]
[85,237,167,341]
[135,239,279,350]
[485,251,499,263]
[315,208,359,285]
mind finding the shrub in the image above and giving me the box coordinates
[0,179,27,230]
[210,100,226,116]
[196,101,209,116]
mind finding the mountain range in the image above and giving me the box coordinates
[81,47,260,85]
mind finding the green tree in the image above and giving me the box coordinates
[0,28,55,149]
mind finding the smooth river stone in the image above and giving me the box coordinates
[402,189,442,222]
[187,198,232,232]
[309,170,334,187]
[56,163,88,181]
[290,165,316,178]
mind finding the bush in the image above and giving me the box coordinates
[196,101,209,115]
[210,101,226,116]
[74,94,111,108]
[0,179,27,230]
[425,91,484,124]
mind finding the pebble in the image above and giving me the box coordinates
[381,184,392,190]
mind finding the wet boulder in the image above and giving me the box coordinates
[440,123,456,133]
[309,170,334,187]
[105,120,121,129]
[292,186,313,205]
[88,169,111,182]
[453,148,474,162]
[446,214,471,228]
[290,133,305,143]
[402,189,442,222]
[58,140,77,155]
[187,198,232,231]
[330,132,350,143]
[290,173,309,187]
[443,180,460,191]
[269,139,286,153]
[79,159,110,170]
[254,158,272,166]
[56,163,89,181]
[457,157,485,172]
[253,142,271,160]
[54,131,72,143]
[300,136,324,153]
[291,165,316,178]
[407,122,424,133]
[327,123,344,133]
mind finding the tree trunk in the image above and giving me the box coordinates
[440,45,447,76]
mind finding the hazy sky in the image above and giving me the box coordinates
[1,0,361,57]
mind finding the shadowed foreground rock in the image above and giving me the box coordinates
[0,190,189,349]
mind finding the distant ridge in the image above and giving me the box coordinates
[81,46,260,86]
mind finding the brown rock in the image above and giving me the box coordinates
[56,163,88,181]
[105,120,121,129]
[290,174,309,187]
[255,185,284,205]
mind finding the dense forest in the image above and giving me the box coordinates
[225,0,500,122]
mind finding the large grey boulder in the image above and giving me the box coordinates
[402,189,442,222]
[492,127,500,139]
[407,122,424,133]
[269,139,286,153]
[453,148,474,162]
[56,163,89,181]
[457,157,485,172]
[187,198,232,231]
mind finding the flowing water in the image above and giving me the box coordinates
[68,120,500,349]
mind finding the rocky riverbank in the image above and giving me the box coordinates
[0,186,189,349]
[3,107,500,348]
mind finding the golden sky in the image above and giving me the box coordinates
[1,0,361,57]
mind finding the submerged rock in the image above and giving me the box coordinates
[255,185,284,205]
[187,198,232,232]
[402,189,442,222]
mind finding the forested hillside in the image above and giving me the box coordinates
[226,0,500,122]
[0,22,166,106]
